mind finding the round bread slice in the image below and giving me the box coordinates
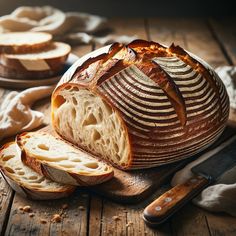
[0,42,71,72]
[0,62,64,80]
[0,142,75,200]
[16,132,114,186]
[0,32,52,53]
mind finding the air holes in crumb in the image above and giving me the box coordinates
[2,155,14,162]
[71,87,79,92]
[93,130,101,141]
[114,143,119,152]
[54,95,66,109]
[72,97,78,106]
[17,171,25,175]
[103,102,112,115]
[60,164,74,168]
[82,113,97,126]
[115,154,121,161]
[65,85,72,90]
[28,176,38,180]
[37,144,49,151]
[5,167,15,174]
[72,108,76,119]
[84,162,98,169]
[15,167,22,171]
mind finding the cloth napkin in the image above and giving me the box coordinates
[0,6,136,45]
[0,86,54,141]
[171,66,236,217]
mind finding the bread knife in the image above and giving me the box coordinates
[143,136,236,226]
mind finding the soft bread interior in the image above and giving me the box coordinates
[19,132,112,175]
[52,86,130,168]
[0,143,68,190]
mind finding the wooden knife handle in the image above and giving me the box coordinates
[143,175,210,225]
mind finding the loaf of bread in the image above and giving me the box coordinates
[16,132,114,185]
[0,142,75,200]
[51,40,229,170]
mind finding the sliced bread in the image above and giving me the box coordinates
[0,142,75,200]
[0,62,63,80]
[0,42,71,72]
[16,132,114,186]
[0,32,52,53]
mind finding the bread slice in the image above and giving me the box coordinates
[0,62,64,80]
[0,142,75,200]
[16,132,114,185]
[0,32,52,53]
[0,42,71,72]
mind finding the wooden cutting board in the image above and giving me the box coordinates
[40,125,235,203]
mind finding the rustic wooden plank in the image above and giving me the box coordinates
[148,18,228,68]
[0,176,14,235]
[171,205,210,236]
[209,17,236,65]
[208,18,236,122]
[4,190,89,236]
[89,195,103,236]
[206,212,236,236]
[107,18,147,40]
[72,45,93,58]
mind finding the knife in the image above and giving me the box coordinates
[143,135,236,226]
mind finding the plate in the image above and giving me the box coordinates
[0,53,79,89]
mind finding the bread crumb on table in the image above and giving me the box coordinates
[112,216,120,221]
[29,213,35,218]
[126,221,133,227]
[23,205,31,212]
[40,219,47,224]
[51,214,62,223]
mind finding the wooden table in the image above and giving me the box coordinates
[1,17,236,236]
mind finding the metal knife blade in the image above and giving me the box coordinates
[191,136,236,181]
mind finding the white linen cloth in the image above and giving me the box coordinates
[0,6,136,45]
[0,86,54,141]
[171,66,236,217]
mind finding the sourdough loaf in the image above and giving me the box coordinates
[0,32,52,53]
[0,142,75,200]
[51,40,229,170]
[16,132,114,185]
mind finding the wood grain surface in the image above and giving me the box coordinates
[0,17,236,236]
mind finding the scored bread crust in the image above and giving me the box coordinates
[16,132,114,186]
[0,32,52,53]
[0,142,75,200]
[0,42,71,72]
[51,40,229,170]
